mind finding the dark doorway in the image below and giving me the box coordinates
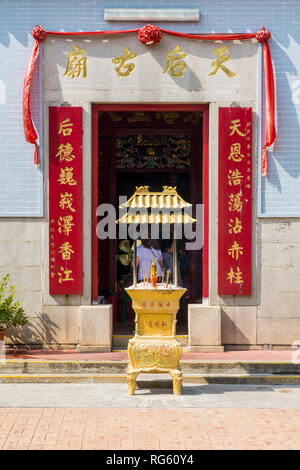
[93,108,206,334]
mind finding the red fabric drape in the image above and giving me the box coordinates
[262,40,276,176]
[23,39,40,166]
[23,25,276,175]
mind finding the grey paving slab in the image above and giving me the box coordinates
[1,383,300,409]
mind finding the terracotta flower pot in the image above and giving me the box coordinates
[0,330,5,342]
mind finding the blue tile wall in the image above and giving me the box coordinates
[0,0,299,216]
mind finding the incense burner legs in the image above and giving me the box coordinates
[127,337,183,396]
[127,371,139,396]
[169,369,183,395]
[126,366,182,396]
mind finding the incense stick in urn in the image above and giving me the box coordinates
[166,269,170,288]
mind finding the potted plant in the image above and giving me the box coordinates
[0,274,28,342]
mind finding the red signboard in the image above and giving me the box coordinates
[218,107,252,295]
[49,107,83,294]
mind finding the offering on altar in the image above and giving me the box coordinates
[127,282,183,290]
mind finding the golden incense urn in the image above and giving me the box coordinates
[126,286,186,395]
[117,186,196,395]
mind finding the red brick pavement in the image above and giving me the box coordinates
[0,408,300,450]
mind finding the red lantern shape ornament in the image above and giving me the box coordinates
[256,26,271,43]
[32,25,47,42]
[138,24,162,46]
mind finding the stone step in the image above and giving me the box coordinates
[112,335,189,348]
[0,360,129,375]
[1,373,300,385]
[0,359,299,375]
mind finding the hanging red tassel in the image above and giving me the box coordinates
[34,142,40,167]
[261,145,268,177]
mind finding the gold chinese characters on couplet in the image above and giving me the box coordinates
[50,116,78,284]
[224,117,250,288]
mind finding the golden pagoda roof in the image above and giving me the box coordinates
[117,212,196,224]
[116,186,196,224]
[120,186,192,209]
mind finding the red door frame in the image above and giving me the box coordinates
[91,104,209,303]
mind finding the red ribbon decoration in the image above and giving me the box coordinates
[23,26,48,166]
[23,39,40,166]
[23,25,276,175]
[256,27,276,176]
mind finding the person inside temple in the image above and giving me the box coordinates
[135,239,163,282]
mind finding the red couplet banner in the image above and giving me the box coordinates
[49,107,83,295]
[218,107,252,295]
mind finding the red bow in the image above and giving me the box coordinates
[138,24,162,46]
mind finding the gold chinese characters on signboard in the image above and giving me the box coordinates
[163,46,187,78]
[112,47,137,77]
[63,45,87,79]
[62,43,238,80]
[209,46,237,78]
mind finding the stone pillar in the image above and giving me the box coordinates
[77,305,112,352]
[188,304,223,352]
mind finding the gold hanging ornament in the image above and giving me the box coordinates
[119,240,133,266]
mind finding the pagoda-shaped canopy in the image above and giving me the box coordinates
[117,186,196,224]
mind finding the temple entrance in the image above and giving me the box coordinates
[92,105,208,335]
